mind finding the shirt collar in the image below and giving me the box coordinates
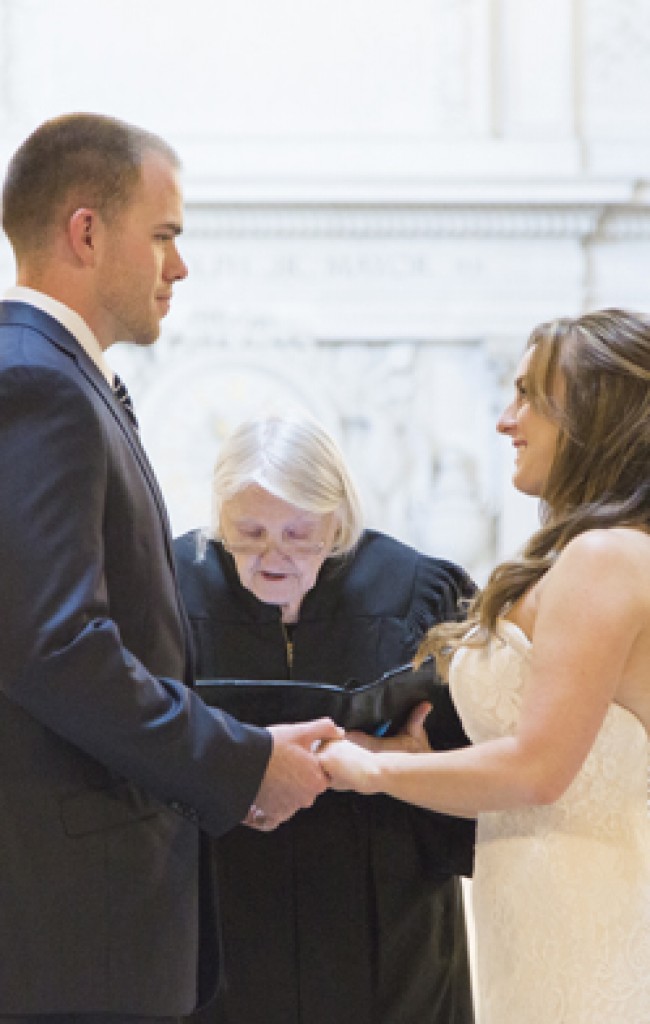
[3,285,114,385]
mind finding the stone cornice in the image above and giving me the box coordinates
[183,199,650,240]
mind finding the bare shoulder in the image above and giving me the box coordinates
[548,527,650,615]
[558,526,650,568]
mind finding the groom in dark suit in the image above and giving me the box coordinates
[0,113,340,1022]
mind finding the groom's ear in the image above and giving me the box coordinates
[68,207,104,265]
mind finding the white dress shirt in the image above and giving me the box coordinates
[3,285,114,384]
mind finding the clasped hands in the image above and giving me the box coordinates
[243,701,432,831]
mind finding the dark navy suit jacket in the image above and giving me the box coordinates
[0,301,272,1015]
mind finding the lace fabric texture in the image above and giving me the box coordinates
[450,619,650,1024]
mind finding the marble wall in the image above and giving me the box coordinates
[1,0,650,580]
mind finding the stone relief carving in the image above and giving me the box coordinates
[112,321,500,581]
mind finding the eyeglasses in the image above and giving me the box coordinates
[222,537,327,559]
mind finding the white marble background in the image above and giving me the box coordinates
[2,0,650,581]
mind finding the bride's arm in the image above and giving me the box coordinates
[320,530,644,816]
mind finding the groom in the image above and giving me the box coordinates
[0,113,340,1022]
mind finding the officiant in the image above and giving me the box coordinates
[174,412,476,1024]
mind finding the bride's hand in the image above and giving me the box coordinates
[318,737,379,794]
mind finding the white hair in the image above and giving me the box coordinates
[209,413,364,557]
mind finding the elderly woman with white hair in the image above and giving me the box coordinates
[174,413,476,1024]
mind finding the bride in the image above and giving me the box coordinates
[320,308,650,1024]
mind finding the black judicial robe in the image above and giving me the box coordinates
[175,528,476,1024]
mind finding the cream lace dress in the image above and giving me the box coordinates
[449,619,650,1024]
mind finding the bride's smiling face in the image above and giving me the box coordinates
[220,484,338,623]
[496,349,562,498]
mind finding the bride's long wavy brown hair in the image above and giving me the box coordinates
[416,308,650,675]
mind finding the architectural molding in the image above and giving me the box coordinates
[184,203,606,240]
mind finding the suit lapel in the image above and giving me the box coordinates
[0,301,195,681]
[0,301,169,525]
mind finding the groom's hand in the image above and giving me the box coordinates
[243,717,343,830]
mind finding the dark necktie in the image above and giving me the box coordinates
[113,374,139,430]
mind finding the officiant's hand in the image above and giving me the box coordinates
[395,700,434,752]
[319,702,433,793]
[341,701,434,755]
